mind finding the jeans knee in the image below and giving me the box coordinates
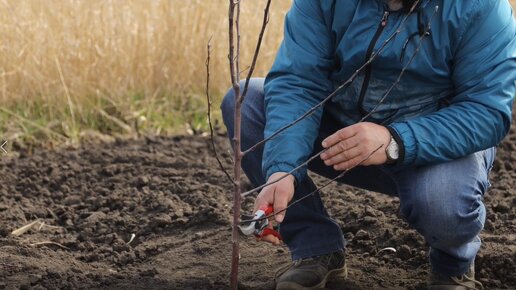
[221,78,265,135]
[407,197,485,247]
[221,88,236,124]
[221,78,265,121]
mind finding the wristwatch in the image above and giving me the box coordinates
[386,135,399,164]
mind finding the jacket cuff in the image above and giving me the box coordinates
[387,122,417,165]
[264,162,305,185]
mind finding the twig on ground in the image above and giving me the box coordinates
[29,241,69,250]
[10,220,64,236]
[40,224,64,230]
[10,220,41,237]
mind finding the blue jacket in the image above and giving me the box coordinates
[263,0,516,182]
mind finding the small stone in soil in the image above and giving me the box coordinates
[397,244,412,260]
[354,229,370,240]
[151,213,172,228]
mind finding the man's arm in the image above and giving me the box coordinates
[389,0,516,165]
[263,0,336,183]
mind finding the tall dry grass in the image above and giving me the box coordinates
[0,0,291,143]
[0,1,515,144]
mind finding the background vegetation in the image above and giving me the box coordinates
[0,0,291,147]
[1,0,515,147]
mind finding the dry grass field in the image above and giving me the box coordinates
[0,0,291,144]
[0,0,514,145]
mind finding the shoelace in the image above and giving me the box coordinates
[450,274,484,290]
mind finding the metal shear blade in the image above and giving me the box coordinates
[238,211,268,236]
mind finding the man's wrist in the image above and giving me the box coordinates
[386,125,405,165]
[265,162,303,185]
[269,172,296,184]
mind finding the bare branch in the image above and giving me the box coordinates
[240,0,273,103]
[235,0,241,92]
[240,147,327,197]
[228,1,237,89]
[205,37,234,184]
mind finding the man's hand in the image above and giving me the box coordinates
[253,172,295,245]
[320,122,391,170]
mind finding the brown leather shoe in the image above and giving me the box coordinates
[275,249,347,290]
[427,263,484,290]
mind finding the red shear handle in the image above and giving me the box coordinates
[259,205,275,215]
[257,205,282,240]
[259,227,282,240]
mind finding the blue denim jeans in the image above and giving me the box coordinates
[221,78,495,276]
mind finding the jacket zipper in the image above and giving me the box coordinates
[357,11,390,117]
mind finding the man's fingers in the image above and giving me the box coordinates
[259,234,281,246]
[324,145,362,166]
[257,222,281,245]
[321,136,360,160]
[322,126,357,148]
[321,137,359,159]
[273,188,291,223]
[333,154,364,171]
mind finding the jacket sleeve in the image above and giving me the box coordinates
[262,0,335,182]
[389,0,516,166]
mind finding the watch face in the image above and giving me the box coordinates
[387,138,399,160]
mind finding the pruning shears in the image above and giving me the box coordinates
[238,205,282,240]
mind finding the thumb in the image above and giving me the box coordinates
[254,186,275,213]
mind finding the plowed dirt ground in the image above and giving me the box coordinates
[0,127,514,289]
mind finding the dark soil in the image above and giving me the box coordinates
[0,128,514,289]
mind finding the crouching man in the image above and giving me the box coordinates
[221,0,516,289]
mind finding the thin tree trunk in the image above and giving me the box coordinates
[228,1,242,289]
